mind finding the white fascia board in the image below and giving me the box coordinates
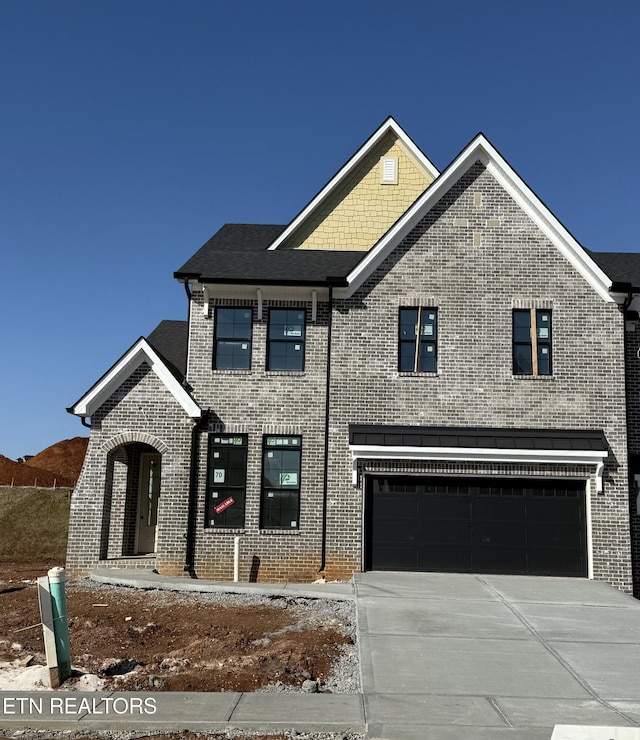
[267,117,439,252]
[71,338,201,419]
[192,281,330,302]
[349,444,608,485]
[337,135,614,303]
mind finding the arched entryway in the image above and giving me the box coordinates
[100,432,168,560]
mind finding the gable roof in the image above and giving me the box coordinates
[174,224,364,285]
[339,133,616,302]
[267,116,439,252]
[175,129,621,299]
[68,324,200,420]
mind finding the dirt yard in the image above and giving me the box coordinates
[0,562,356,694]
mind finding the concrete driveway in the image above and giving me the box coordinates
[355,572,640,739]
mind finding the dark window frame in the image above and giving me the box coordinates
[398,307,438,373]
[205,434,248,529]
[260,435,302,530]
[513,309,552,376]
[266,308,306,371]
[213,306,253,370]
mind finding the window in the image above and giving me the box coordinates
[261,436,301,529]
[398,307,437,372]
[267,309,306,371]
[206,435,247,528]
[214,307,252,370]
[513,309,552,375]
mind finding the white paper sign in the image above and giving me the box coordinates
[214,469,225,483]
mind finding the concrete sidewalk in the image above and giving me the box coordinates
[89,567,355,600]
[0,691,366,734]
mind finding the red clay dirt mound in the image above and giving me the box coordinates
[0,437,88,488]
[0,454,73,487]
[26,436,88,484]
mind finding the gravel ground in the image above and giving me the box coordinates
[75,580,362,694]
[0,581,364,739]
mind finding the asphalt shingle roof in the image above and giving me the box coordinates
[174,224,365,285]
[590,251,640,290]
[146,320,188,380]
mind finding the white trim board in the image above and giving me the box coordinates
[70,338,201,419]
[349,443,608,490]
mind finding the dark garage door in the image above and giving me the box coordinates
[365,476,587,577]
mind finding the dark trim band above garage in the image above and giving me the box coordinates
[349,425,608,452]
[348,425,608,491]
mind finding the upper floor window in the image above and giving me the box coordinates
[214,307,252,370]
[267,309,306,371]
[398,307,438,372]
[206,434,247,528]
[513,309,552,376]
[261,436,301,529]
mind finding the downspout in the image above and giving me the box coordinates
[182,277,203,578]
[184,409,209,577]
[622,291,640,592]
[80,417,91,428]
[318,286,334,574]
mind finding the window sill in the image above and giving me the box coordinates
[259,529,301,536]
[264,371,306,377]
[397,371,439,378]
[212,369,252,375]
[512,374,555,381]
[204,528,246,534]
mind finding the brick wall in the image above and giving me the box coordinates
[66,364,193,576]
[184,295,330,581]
[326,161,633,592]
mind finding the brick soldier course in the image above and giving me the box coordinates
[67,117,640,595]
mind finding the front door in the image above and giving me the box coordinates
[136,453,161,554]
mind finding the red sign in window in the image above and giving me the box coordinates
[214,496,235,515]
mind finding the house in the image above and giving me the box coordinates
[67,117,640,596]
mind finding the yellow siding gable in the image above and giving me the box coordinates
[283,131,435,251]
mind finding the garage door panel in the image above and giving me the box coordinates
[473,521,526,548]
[527,548,585,576]
[473,547,527,574]
[527,520,584,549]
[366,476,586,577]
[474,496,526,521]
[423,520,471,546]
[371,545,418,570]
[419,546,471,571]
[527,497,583,523]
[420,495,470,520]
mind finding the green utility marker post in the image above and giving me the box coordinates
[47,566,71,683]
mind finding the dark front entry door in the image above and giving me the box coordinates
[365,476,587,577]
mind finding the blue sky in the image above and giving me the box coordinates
[1,0,638,460]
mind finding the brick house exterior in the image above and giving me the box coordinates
[67,118,640,595]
